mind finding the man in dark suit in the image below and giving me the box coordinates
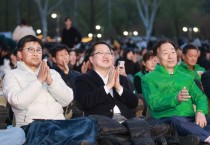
[75,42,138,122]
[74,42,158,145]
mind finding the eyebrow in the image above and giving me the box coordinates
[28,46,42,49]
[162,48,175,52]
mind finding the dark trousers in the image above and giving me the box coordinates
[158,116,210,142]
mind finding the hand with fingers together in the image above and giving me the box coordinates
[37,60,48,83]
[106,66,116,90]
[177,87,191,102]
[46,67,53,85]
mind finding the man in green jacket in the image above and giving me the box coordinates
[142,40,210,144]
[179,44,205,81]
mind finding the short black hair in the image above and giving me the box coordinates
[182,44,198,55]
[50,43,70,57]
[64,17,71,22]
[153,39,176,56]
[122,48,133,59]
[16,35,43,52]
[142,51,155,71]
[142,51,154,62]
[85,41,112,60]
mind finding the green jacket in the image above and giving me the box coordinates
[142,65,208,119]
[178,61,205,80]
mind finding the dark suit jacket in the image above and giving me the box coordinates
[201,70,210,99]
[75,69,138,119]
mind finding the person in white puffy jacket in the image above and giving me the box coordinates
[2,35,97,145]
[3,35,73,127]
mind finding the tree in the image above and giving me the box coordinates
[33,0,63,40]
[135,0,162,41]
[15,0,22,25]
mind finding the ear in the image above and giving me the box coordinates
[52,57,56,63]
[155,56,159,63]
[17,51,22,60]
[89,56,93,64]
[181,54,185,60]
[142,61,146,67]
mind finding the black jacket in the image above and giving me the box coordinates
[52,64,80,92]
[61,27,82,48]
[75,69,138,119]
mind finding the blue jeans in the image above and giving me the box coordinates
[160,116,210,142]
[0,127,25,145]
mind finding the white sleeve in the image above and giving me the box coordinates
[3,72,43,110]
[47,70,73,107]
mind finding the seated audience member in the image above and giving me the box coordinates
[69,49,78,70]
[116,48,141,79]
[75,42,138,122]
[2,35,97,145]
[133,51,156,94]
[142,40,210,145]
[179,44,205,81]
[75,41,155,144]
[50,44,80,92]
[0,127,25,145]
[50,44,82,118]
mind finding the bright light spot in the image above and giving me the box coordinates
[123,31,128,36]
[133,31,138,36]
[182,27,188,32]
[88,33,93,38]
[97,33,102,38]
[51,13,57,19]
[193,27,199,33]
[95,25,101,30]
[36,29,41,34]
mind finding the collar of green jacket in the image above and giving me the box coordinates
[178,61,205,80]
[155,64,179,75]
[179,61,203,71]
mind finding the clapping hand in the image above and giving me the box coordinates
[106,65,122,91]
[37,60,53,85]
[106,66,116,90]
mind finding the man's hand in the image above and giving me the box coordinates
[37,60,48,83]
[177,87,191,102]
[81,61,91,74]
[63,59,69,74]
[46,67,53,85]
[106,66,116,90]
[195,111,207,128]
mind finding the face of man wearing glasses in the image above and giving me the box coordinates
[17,41,42,71]
[89,44,114,71]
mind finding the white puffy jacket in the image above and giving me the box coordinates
[3,62,73,127]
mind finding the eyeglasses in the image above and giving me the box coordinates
[91,52,113,56]
[22,47,42,54]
